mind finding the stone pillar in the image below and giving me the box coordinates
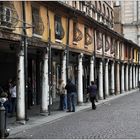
[136,66,138,87]
[111,62,115,94]
[116,62,120,94]
[125,64,128,91]
[90,56,94,83]
[105,60,109,97]
[17,48,25,122]
[61,52,66,85]
[99,60,103,99]
[139,66,140,82]
[78,53,83,104]
[41,51,49,113]
[133,65,136,88]
[130,65,132,89]
[121,63,125,93]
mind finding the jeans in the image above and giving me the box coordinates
[60,94,67,110]
[67,92,75,112]
[90,96,96,109]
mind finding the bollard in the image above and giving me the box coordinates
[0,99,6,139]
[0,98,9,139]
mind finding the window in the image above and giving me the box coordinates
[103,4,106,16]
[97,32,102,49]
[107,7,110,19]
[84,26,92,46]
[125,46,128,57]
[73,21,83,42]
[0,2,12,27]
[32,6,44,36]
[54,15,64,40]
[99,1,102,12]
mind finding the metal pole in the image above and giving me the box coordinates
[66,17,70,82]
[22,1,29,121]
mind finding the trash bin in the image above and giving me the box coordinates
[0,98,10,138]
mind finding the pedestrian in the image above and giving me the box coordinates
[9,79,16,117]
[58,79,67,111]
[65,79,76,112]
[89,81,97,110]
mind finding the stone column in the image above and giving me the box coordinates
[105,60,109,97]
[121,63,125,93]
[130,65,132,89]
[61,52,66,85]
[99,60,103,99]
[111,62,115,94]
[116,62,120,94]
[133,65,136,88]
[17,48,25,122]
[78,53,83,104]
[41,51,49,113]
[90,56,94,83]
[125,64,128,91]
[139,66,140,82]
[136,66,138,87]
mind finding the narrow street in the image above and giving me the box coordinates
[9,91,140,139]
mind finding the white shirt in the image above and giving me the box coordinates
[10,86,16,98]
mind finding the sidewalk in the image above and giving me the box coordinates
[8,89,139,137]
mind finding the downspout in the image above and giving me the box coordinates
[66,16,70,82]
[47,8,51,115]
[22,1,28,121]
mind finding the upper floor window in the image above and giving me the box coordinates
[125,46,128,57]
[54,15,64,40]
[32,6,44,36]
[107,7,110,19]
[84,26,92,46]
[73,21,83,42]
[103,4,106,16]
[0,1,18,29]
[72,1,77,8]
[99,1,102,12]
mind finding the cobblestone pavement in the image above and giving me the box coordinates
[9,92,140,139]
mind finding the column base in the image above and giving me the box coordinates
[77,102,83,106]
[16,120,26,125]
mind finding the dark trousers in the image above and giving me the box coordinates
[67,92,75,112]
[90,96,96,109]
[11,98,16,115]
[60,94,67,110]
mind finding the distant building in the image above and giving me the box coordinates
[114,1,140,46]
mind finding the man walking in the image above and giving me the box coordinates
[89,81,97,110]
[65,79,76,112]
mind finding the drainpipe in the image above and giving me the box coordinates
[47,8,51,115]
[22,1,28,121]
[66,16,70,82]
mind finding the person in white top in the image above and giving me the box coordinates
[9,80,16,117]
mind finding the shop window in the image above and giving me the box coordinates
[54,15,64,40]
[32,6,44,36]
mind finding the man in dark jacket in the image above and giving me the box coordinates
[65,79,76,112]
[89,81,97,110]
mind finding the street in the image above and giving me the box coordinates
[9,91,140,139]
